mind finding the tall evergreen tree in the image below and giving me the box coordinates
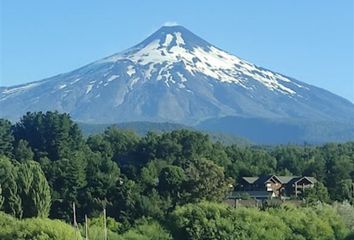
[50,151,87,220]
[79,151,120,217]
[0,156,22,218]
[0,119,14,158]
[13,111,84,161]
[17,161,51,218]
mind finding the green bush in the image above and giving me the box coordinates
[169,202,349,240]
[80,216,171,240]
[333,201,354,231]
[0,212,81,240]
[169,202,289,240]
[267,204,349,240]
[121,220,172,240]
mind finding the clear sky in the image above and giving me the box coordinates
[1,0,353,102]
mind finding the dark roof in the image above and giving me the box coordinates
[256,175,274,184]
[243,175,281,185]
[241,175,317,185]
[277,176,300,184]
[292,176,317,185]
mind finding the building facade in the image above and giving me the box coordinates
[233,175,317,200]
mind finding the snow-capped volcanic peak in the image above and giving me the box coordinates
[1,24,354,133]
[99,25,300,95]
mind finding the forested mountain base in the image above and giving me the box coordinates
[0,111,353,239]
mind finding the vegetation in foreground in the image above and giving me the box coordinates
[0,111,353,239]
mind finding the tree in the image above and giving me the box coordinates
[87,134,113,159]
[303,156,326,182]
[158,165,186,206]
[268,204,348,240]
[0,158,51,218]
[102,127,139,164]
[333,201,354,232]
[13,111,84,161]
[303,182,330,204]
[336,179,354,202]
[183,158,231,203]
[139,160,166,190]
[17,161,51,218]
[0,156,22,218]
[108,178,141,224]
[271,146,305,175]
[0,119,14,158]
[14,139,34,162]
[171,130,212,159]
[134,130,213,167]
[169,202,289,240]
[50,152,87,221]
[207,142,231,171]
[225,146,277,180]
[79,152,120,217]
[0,157,51,218]
[326,155,354,201]
[135,189,171,221]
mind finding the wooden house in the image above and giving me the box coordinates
[234,175,317,199]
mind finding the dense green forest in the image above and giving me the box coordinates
[0,111,353,239]
[78,121,251,146]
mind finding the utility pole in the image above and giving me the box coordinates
[85,214,89,240]
[103,208,107,240]
[73,202,78,239]
[73,202,78,227]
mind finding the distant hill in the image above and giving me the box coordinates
[198,116,354,144]
[78,121,251,146]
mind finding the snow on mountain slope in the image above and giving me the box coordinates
[98,26,299,95]
[1,25,353,129]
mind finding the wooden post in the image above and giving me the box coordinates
[73,202,78,239]
[85,214,89,240]
[73,202,78,227]
[103,208,107,240]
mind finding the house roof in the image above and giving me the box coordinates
[241,175,317,185]
[294,176,317,184]
[277,176,300,184]
[306,177,317,183]
[243,177,259,184]
[243,175,282,185]
[257,175,274,183]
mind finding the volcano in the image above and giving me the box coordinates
[1,25,353,143]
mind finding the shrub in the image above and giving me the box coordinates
[0,212,81,240]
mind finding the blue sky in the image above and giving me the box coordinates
[1,0,353,102]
